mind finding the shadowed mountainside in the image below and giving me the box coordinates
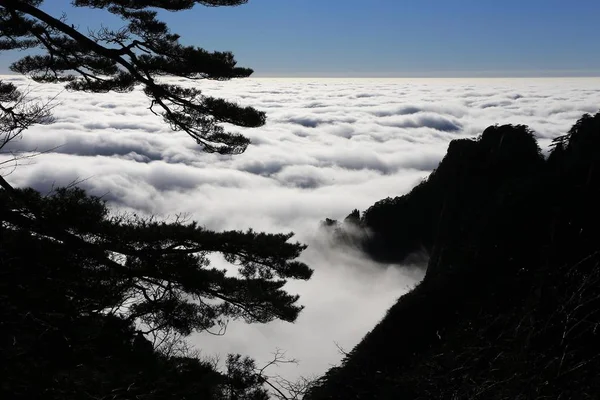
[310,112,600,399]
[323,123,545,270]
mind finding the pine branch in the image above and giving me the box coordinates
[1,0,265,154]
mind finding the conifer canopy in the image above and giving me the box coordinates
[0,0,264,154]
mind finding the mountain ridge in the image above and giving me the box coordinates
[309,112,600,399]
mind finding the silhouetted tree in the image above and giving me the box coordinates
[0,184,312,399]
[0,80,56,173]
[0,80,54,149]
[225,354,270,400]
[0,2,315,398]
[1,185,312,334]
[0,0,263,154]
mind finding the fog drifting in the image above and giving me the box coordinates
[2,76,600,380]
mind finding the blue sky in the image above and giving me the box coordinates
[2,0,600,76]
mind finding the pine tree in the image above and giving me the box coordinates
[0,0,313,335]
[0,2,314,398]
[1,185,307,399]
[0,0,263,154]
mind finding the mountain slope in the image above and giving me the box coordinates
[308,113,600,400]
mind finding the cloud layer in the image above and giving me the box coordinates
[2,76,600,380]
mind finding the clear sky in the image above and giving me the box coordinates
[2,0,600,77]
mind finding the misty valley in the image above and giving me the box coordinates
[1,1,600,399]
[3,77,600,398]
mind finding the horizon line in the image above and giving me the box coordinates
[1,72,599,80]
[251,75,600,79]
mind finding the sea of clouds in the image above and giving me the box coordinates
[2,75,600,381]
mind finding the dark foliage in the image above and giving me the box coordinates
[0,0,264,154]
[0,182,311,399]
[309,113,600,399]
[0,80,54,151]
[0,2,317,398]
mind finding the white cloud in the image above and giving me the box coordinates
[2,75,600,382]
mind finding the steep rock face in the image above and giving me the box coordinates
[328,124,544,268]
[308,113,600,400]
